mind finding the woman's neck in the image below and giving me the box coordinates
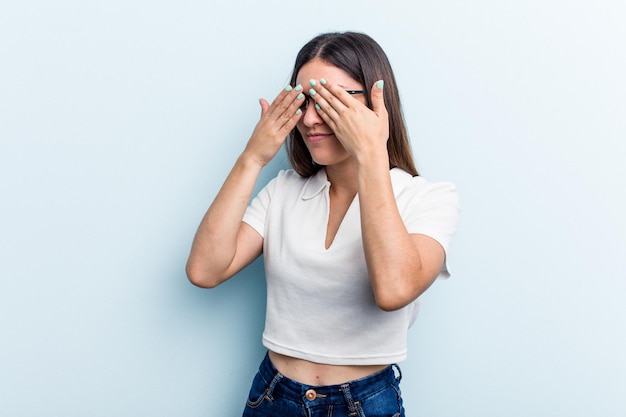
[324,159,358,196]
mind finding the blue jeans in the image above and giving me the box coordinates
[242,353,405,417]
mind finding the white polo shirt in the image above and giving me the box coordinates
[243,167,460,365]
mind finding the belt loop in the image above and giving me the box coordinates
[392,364,402,382]
[340,383,359,415]
[265,372,283,401]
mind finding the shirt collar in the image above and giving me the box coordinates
[300,167,415,200]
[301,168,330,200]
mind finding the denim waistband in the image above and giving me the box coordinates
[257,352,401,406]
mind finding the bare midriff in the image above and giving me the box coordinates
[268,350,389,386]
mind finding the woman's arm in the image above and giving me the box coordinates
[310,80,446,310]
[185,156,264,288]
[356,160,446,311]
[186,87,304,288]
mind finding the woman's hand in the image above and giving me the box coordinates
[243,85,304,167]
[308,79,389,163]
[186,85,304,288]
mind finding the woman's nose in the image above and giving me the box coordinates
[302,98,324,126]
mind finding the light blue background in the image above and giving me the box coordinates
[1,0,625,416]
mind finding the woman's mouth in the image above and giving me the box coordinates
[306,132,332,143]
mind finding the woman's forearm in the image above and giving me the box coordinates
[356,157,440,311]
[186,153,264,288]
[186,86,304,288]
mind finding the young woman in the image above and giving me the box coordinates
[186,32,460,417]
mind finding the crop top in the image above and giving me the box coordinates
[242,167,460,365]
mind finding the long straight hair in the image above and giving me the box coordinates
[286,32,419,178]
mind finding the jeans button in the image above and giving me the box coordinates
[305,389,317,401]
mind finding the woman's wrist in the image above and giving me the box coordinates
[355,147,390,173]
[237,149,269,171]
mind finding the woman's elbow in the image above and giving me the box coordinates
[373,279,431,311]
[185,262,221,288]
[374,292,414,312]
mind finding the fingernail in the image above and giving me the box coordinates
[309,89,316,96]
[285,85,293,92]
[376,80,384,90]
[309,79,316,87]
[297,93,304,100]
[295,84,303,92]
[315,103,321,111]
[320,78,327,85]
[296,109,302,115]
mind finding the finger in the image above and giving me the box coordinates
[308,81,342,120]
[258,98,270,115]
[271,86,305,132]
[310,79,349,115]
[263,85,295,120]
[316,79,365,110]
[267,84,304,121]
[307,87,338,130]
[275,102,304,137]
[281,94,305,130]
[370,80,386,115]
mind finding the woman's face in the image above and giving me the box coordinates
[295,58,367,167]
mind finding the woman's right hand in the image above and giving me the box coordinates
[186,85,304,288]
[243,85,304,166]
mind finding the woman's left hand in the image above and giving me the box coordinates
[310,79,389,162]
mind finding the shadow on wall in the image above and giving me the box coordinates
[155,255,269,413]
[170,256,268,345]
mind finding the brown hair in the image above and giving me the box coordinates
[286,32,419,177]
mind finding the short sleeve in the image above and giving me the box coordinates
[399,179,460,278]
[242,175,279,239]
